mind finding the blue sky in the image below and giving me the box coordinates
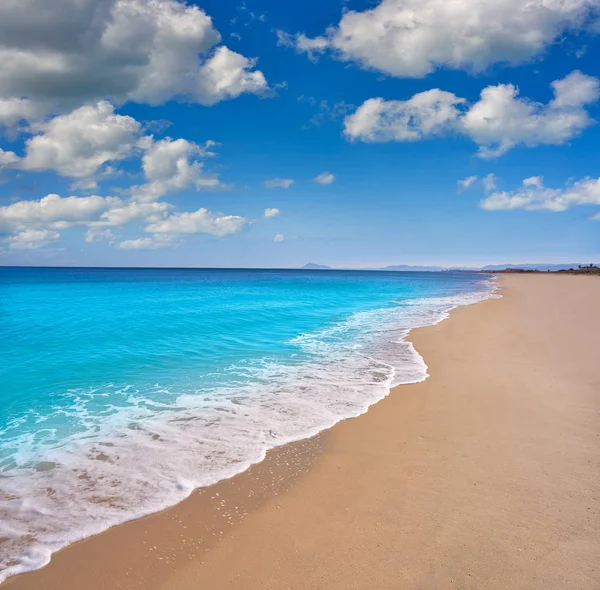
[0,0,599,267]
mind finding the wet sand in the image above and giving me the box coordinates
[4,274,600,589]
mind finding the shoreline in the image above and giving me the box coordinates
[4,274,600,589]
[0,274,496,586]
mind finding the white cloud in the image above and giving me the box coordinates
[2,104,224,197]
[0,187,251,250]
[462,71,599,157]
[314,172,335,185]
[85,228,116,243]
[0,192,171,248]
[480,176,600,213]
[273,233,285,243]
[523,176,544,189]
[7,229,60,250]
[264,208,281,218]
[285,0,599,77]
[0,186,251,248]
[457,175,478,193]
[0,148,20,169]
[146,207,249,236]
[95,201,171,227]
[0,0,268,117]
[133,137,221,202]
[20,101,142,182]
[344,71,600,157]
[0,98,44,128]
[118,236,174,250]
[550,69,600,108]
[482,173,498,193]
[0,194,119,232]
[344,91,464,142]
[194,46,268,106]
[264,178,294,189]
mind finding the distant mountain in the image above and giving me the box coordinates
[479,263,592,271]
[302,262,597,272]
[302,263,332,270]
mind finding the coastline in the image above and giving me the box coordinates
[0,272,495,584]
[4,274,600,589]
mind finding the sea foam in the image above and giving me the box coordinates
[0,273,498,582]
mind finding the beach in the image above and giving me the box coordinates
[4,273,600,589]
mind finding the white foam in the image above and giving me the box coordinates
[0,277,499,582]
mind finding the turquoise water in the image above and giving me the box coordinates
[0,267,495,580]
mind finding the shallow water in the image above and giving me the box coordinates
[0,267,495,581]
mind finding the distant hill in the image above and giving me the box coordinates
[479,263,594,272]
[302,263,332,270]
[302,262,598,272]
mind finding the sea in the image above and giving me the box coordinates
[0,267,496,581]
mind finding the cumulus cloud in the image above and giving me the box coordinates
[273,233,285,243]
[133,137,221,202]
[264,178,294,189]
[94,201,171,227]
[7,229,60,250]
[0,191,173,249]
[19,101,142,182]
[0,191,250,247]
[480,175,600,213]
[344,71,600,157]
[462,71,600,157]
[457,175,478,193]
[0,0,268,118]
[146,208,249,236]
[0,194,119,232]
[0,102,226,197]
[0,98,44,128]
[344,91,464,142]
[0,189,250,249]
[0,148,20,169]
[0,125,250,246]
[314,172,335,185]
[118,236,174,250]
[264,208,281,218]
[550,69,600,108]
[194,46,268,106]
[283,0,599,77]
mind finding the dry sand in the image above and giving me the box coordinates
[4,274,600,590]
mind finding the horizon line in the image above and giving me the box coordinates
[1,262,597,271]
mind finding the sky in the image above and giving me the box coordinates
[0,0,599,268]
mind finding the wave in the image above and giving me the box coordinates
[0,276,498,583]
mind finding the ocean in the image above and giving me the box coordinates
[0,267,495,581]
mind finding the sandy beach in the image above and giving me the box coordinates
[4,274,600,590]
